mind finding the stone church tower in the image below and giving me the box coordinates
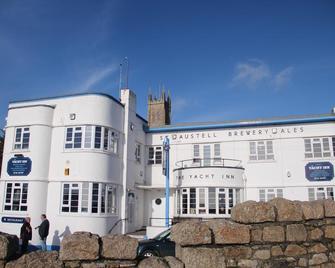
[147,90,171,128]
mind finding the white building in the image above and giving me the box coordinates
[0,88,334,249]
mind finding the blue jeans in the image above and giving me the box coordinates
[40,238,47,251]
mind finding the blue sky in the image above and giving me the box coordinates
[0,0,334,128]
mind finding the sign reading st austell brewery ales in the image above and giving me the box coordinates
[7,156,32,176]
[305,162,334,182]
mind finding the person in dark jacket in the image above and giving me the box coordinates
[36,214,49,251]
[20,217,32,254]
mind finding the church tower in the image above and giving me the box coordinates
[147,90,171,128]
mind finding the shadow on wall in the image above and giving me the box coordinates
[51,226,71,250]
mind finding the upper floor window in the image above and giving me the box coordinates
[304,137,334,158]
[192,143,222,165]
[61,182,117,215]
[308,187,334,201]
[14,127,30,150]
[135,143,141,163]
[249,140,274,161]
[65,126,119,154]
[148,146,162,165]
[259,188,283,202]
[4,182,28,211]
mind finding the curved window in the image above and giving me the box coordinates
[64,125,119,154]
[175,187,242,217]
[61,182,118,215]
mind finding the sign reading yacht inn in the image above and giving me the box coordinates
[7,156,32,176]
[305,162,334,182]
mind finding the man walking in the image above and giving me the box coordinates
[36,214,49,251]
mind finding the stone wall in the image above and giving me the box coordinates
[169,198,335,268]
[1,198,335,268]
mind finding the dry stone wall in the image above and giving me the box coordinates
[170,198,335,268]
[1,198,335,267]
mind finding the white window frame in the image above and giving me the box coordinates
[249,140,275,161]
[4,182,28,212]
[13,127,30,150]
[304,137,333,159]
[259,188,283,202]
[60,182,118,215]
[308,187,334,201]
[64,125,119,154]
[176,187,241,217]
[148,146,162,165]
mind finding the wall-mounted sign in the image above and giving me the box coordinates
[1,216,25,224]
[305,162,334,182]
[7,156,32,176]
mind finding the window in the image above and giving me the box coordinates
[259,188,283,202]
[4,182,28,211]
[198,188,206,214]
[14,127,30,150]
[65,126,119,154]
[84,126,93,149]
[94,127,102,149]
[249,140,274,161]
[65,127,82,149]
[61,182,117,215]
[193,145,200,164]
[304,138,333,158]
[135,143,141,163]
[176,187,241,217]
[208,187,216,214]
[148,146,162,165]
[189,188,196,214]
[109,131,118,154]
[214,143,221,164]
[308,187,334,201]
[203,145,211,166]
[192,143,222,165]
[103,128,109,150]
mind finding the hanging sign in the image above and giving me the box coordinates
[305,162,334,181]
[7,156,32,176]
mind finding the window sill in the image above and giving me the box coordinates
[248,160,276,164]
[303,157,335,161]
[58,213,119,218]
[11,149,31,154]
[62,149,120,157]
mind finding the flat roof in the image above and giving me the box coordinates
[146,113,335,133]
[9,92,124,107]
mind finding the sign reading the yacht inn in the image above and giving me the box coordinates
[305,162,334,182]
[7,156,32,176]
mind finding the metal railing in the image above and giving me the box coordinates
[108,218,127,234]
[174,158,243,170]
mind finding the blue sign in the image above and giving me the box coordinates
[1,216,25,224]
[7,156,32,176]
[305,162,334,181]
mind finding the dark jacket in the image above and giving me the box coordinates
[20,222,32,241]
[38,219,49,239]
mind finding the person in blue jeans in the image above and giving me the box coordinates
[36,214,50,251]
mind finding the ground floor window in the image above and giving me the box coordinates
[308,187,334,201]
[61,182,118,215]
[175,187,241,217]
[259,188,283,202]
[4,182,28,212]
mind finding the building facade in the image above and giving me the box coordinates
[0,88,334,248]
